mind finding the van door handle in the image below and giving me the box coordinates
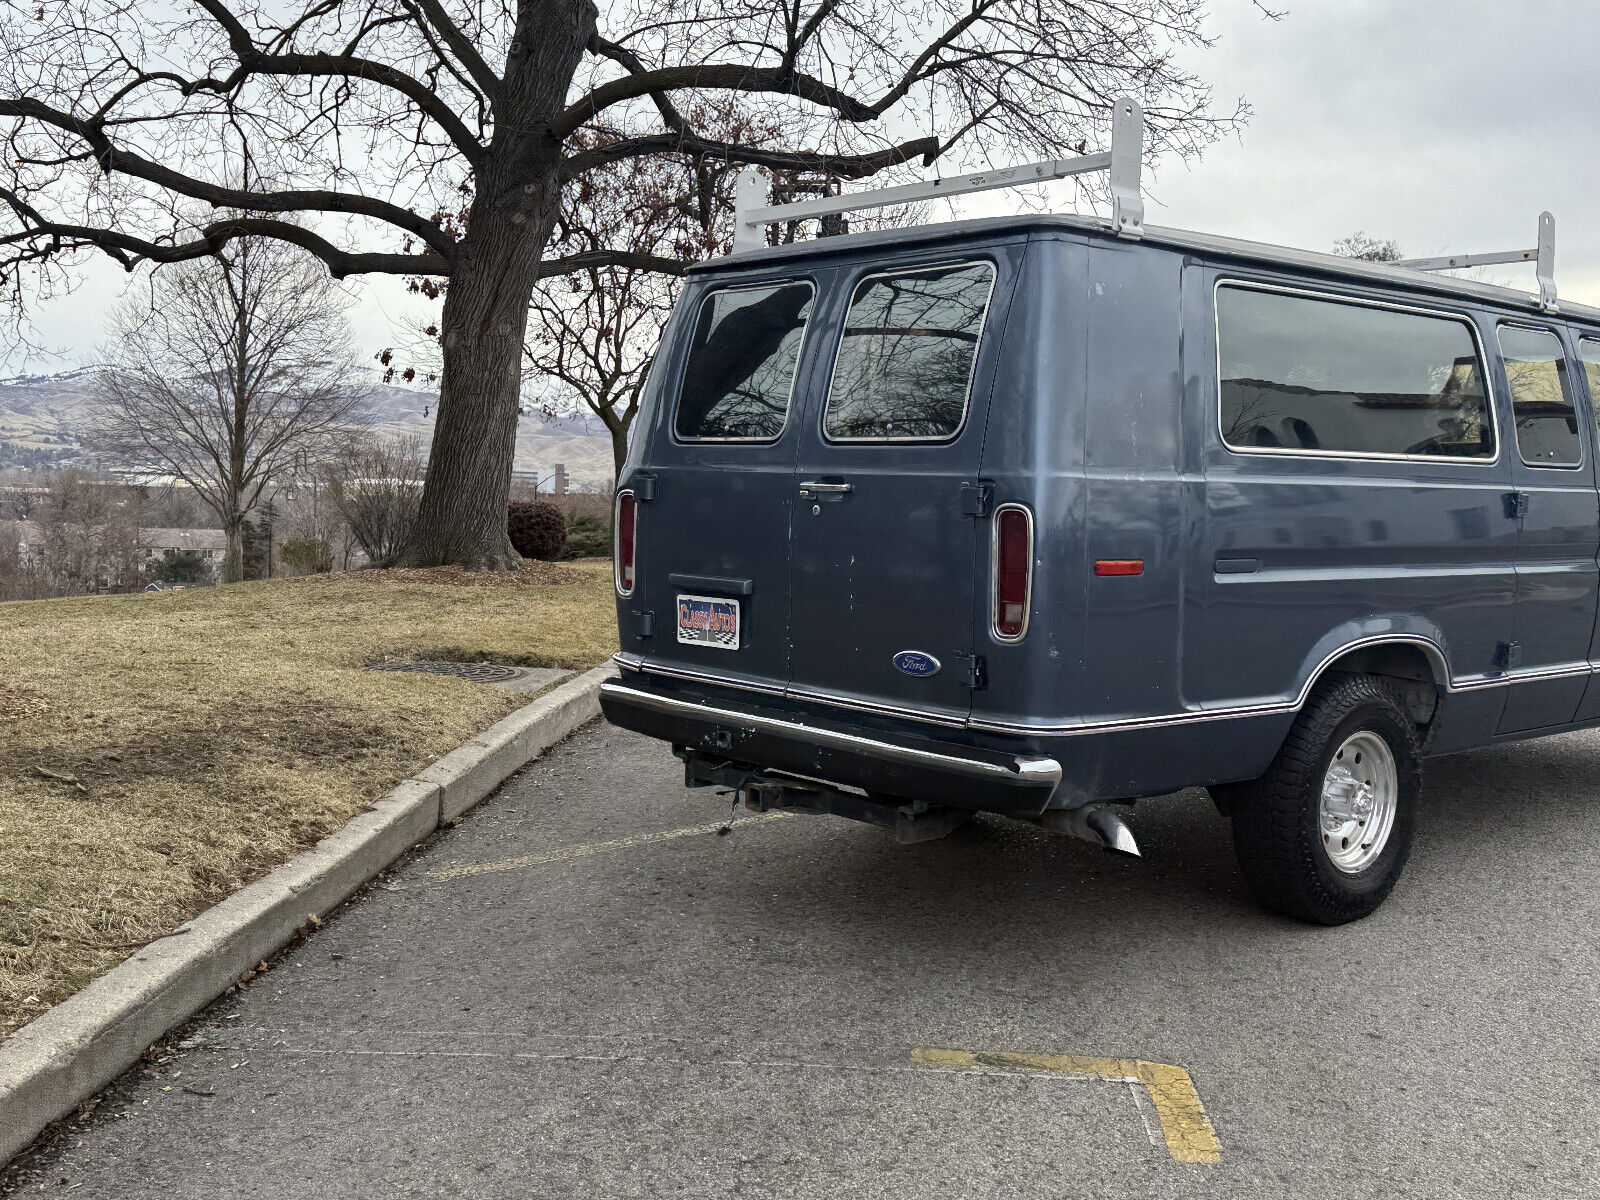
[1214,557,1260,574]
[799,481,853,496]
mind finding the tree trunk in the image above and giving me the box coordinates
[609,422,628,481]
[395,0,596,569]
[396,248,539,569]
[222,517,244,584]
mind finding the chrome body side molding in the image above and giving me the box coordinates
[616,638,1600,741]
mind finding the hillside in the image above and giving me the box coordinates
[0,368,619,489]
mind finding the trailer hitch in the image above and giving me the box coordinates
[679,751,970,844]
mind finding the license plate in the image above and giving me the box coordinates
[676,594,741,649]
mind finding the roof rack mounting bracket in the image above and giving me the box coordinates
[729,97,1145,255]
[1108,97,1144,238]
[1396,211,1557,312]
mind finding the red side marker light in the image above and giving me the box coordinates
[1094,559,1144,576]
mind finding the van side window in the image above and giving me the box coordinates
[824,261,996,441]
[1578,338,1600,436]
[674,282,814,441]
[1217,285,1493,460]
[1498,326,1580,467]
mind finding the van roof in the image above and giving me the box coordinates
[692,213,1600,328]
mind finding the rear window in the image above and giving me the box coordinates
[1499,325,1580,467]
[823,261,995,441]
[674,281,814,441]
[1217,284,1494,460]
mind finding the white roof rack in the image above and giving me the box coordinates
[731,105,1564,318]
[1396,211,1557,312]
[730,97,1146,255]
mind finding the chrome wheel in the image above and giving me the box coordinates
[1318,730,1397,874]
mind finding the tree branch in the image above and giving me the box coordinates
[0,97,457,258]
[555,64,876,140]
[191,0,487,164]
[407,0,503,100]
[530,248,689,280]
[586,34,691,138]
[0,191,447,278]
[562,131,939,181]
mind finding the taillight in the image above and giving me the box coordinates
[614,490,637,596]
[992,504,1033,641]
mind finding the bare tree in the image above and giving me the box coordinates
[323,431,427,564]
[1333,232,1403,263]
[28,467,144,594]
[91,237,368,582]
[1,0,1241,568]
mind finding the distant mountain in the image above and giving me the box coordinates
[0,367,100,470]
[0,368,618,489]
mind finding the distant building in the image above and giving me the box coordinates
[509,463,568,496]
[139,527,228,561]
[9,520,226,566]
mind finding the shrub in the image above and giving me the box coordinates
[507,499,567,560]
[280,538,333,575]
[147,548,213,586]
[560,513,611,560]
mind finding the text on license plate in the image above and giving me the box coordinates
[676,594,740,649]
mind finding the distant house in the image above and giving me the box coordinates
[138,527,228,561]
[9,520,227,567]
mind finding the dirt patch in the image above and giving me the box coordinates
[313,560,579,589]
[0,686,48,723]
[23,701,401,801]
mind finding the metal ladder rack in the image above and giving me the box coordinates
[1396,211,1557,311]
[730,97,1146,255]
[731,100,1561,315]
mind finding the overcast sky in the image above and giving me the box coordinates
[6,0,1598,375]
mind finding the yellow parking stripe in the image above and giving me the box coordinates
[430,812,793,881]
[910,1047,1222,1165]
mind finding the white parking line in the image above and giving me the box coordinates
[427,811,794,882]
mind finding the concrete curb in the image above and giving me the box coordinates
[0,664,614,1166]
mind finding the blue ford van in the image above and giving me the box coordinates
[599,203,1600,925]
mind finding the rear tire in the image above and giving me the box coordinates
[1227,673,1421,925]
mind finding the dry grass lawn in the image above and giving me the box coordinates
[0,560,616,1039]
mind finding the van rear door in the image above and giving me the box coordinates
[785,252,1019,726]
[626,276,819,693]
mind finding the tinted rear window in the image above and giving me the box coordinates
[823,261,995,441]
[675,282,814,441]
[1217,285,1493,460]
[1499,326,1581,467]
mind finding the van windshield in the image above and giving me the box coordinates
[674,282,814,442]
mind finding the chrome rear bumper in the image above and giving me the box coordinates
[600,679,1061,811]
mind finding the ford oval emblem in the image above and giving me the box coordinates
[893,650,941,678]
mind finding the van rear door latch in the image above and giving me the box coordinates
[1504,491,1529,520]
[960,481,995,518]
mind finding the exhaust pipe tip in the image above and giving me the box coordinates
[1084,806,1141,857]
[1031,804,1141,857]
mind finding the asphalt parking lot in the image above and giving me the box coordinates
[6,717,1600,1198]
